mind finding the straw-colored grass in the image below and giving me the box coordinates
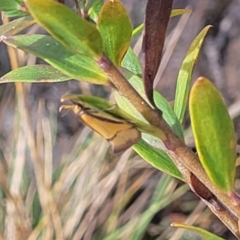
[0,90,190,239]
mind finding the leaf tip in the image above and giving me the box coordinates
[196,76,206,83]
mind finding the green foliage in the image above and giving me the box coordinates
[134,140,183,180]
[25,0,103,58]
[190,77,236,192]
[1,35,108,85]
[0,0,238,239]
[115,73,184,139]
[88,0,104,21]
[174,26,211,123]
[121,47,142,75]
[0,65,71,83]
[0,16,35,36]
[132,9,191,38]
[0,0,28,17]
[97,0,132,66]
[171,223,225,240]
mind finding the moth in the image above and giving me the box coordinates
[60,99,141,153]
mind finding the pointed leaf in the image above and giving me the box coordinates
[134,140,182,180]
[143,0,173,106]
[121,47,142,75]
[0,65,71,83]
[97,0,132,66]
[1,35,108,85]
[0,16,35,36]
[171,223,224,240]
[171,8,191,17]
[88,0,103,22]
[189,77,236,192]
[0,0,28,17]
[25,0,103,58]
[132,8,191,37]
[174,26,211,122]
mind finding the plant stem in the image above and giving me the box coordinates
[97,54,240,238]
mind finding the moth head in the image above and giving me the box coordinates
[60,96,84,115]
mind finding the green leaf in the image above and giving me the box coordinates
[87,0,103,22]
[154,91,184,140]
[121,47,142,75]
[97,0,132,66]
[25,0,103,58]
[171,223,225,240]
[0,0,18,9]
[2,10,28,18]
[171,8,192,17]
[115,72,183,139]
[132,9,191,37]
[0,0,28,17]
[1,34,108,85]
[0,65,71,83]
[189,77,236,192]
[0,16,35,36]
[174,26,211,123]
[134,140,182,180]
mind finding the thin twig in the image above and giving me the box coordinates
[97,54,240,238]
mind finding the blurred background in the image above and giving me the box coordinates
[0,0,240,239]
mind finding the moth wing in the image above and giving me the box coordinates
[110,127,141,153]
